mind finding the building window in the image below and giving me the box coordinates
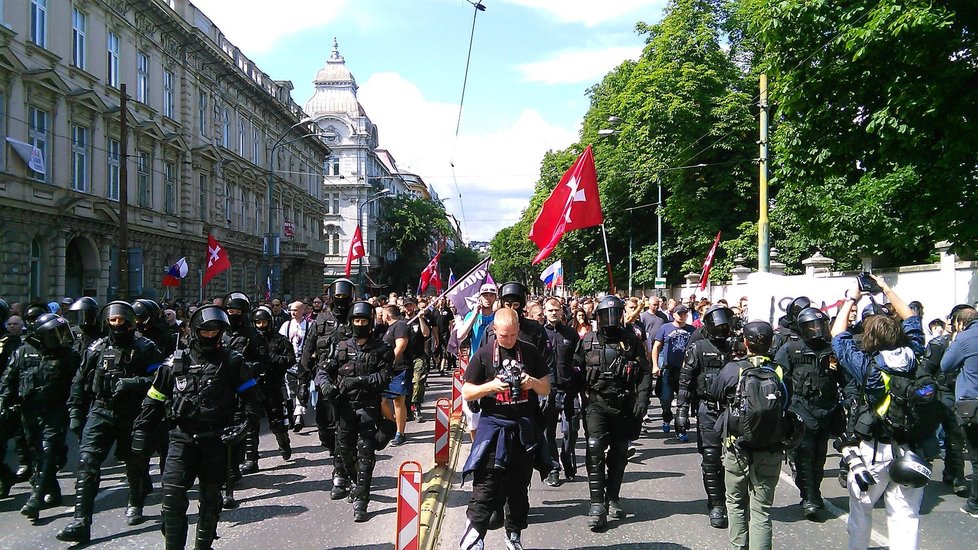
[162,70,175,119]
[198,91,207,137]
[238,118,246,156]
[137,52,149,103]
[0,92,6,172]
[198,173,208,221]
[28,106,48,182]
[369,239,375,255]
[164,161,176,215]
[107,138,120,200]
[221,109,231,149]
[137,151,151,208]
[107,32,120,87]
[29,239,41,299]
[224,183,232,224]
[256,195,263,233]
[71,125,89,192]
[31,0,47,48]
[333,194,339,214]
[239,188,246,230]
[328,156,339,175]
[71,9,86,69]
[252,127,260,163]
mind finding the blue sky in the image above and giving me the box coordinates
[192,0,668,241]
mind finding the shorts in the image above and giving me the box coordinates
[384,370,409,399]
[463,399,481,432]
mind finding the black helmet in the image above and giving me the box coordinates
[349,301,374,338]
[101,301,136,327]
[796,307,831,343]
[594,295,625,331]
[786,296,812,323]
[907,300,924,318]
[499,282,528,308]
[862,302,891,320]
[330,278,355,318]
[949,304,975,329]
[252,305,275,333]
[742,321,774,351]
[782,410,806,451]
[102,301,137,347]
[68,297,100,331]
[190,305,230,353]
[223,292,252,313]
[0,298,8,324]
[30,315,75,353]
[132,298,162,329]
[25,304,48,327]
[889,448,932,489]
[702,306,734,339]
[33,313,59,331]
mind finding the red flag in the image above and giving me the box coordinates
[418,250,442,294]
[345,225,365,278]
[528,144,603,264]
[202,234,231,287]
[698,231,722,291]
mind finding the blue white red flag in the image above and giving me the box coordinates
[540,259,563,288]
[448,269,456,287]
[162,257,188,287]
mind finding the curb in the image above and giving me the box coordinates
[418,418,465,550]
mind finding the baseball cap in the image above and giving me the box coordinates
[402,297,418,306]
[674,305,689,315]
[480,284,497,295]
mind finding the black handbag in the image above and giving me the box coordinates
[955,398,978,426]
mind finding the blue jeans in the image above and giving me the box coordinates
[657,367,678,424]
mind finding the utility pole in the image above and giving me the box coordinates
[758,74,770,273]
[118,84,130,299]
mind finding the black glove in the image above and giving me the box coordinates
[131,430,149,458]
[297,383,310,406]
[339,376,362,395]
[220,420,250,446]
[319,380,340,401]
[69,415,83,436]
[675,405,690,432]
[585,366,601,387]
[632,400,648,421]
[113,377,142,399]
[540,394,554,418]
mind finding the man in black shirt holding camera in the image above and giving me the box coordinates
[459,308,550,550]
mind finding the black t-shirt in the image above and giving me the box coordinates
[465,339,548,420]
[383,319,412,371]
[436,308,452,336]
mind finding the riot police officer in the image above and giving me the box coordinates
[132,305,262,550]
[57,301,163,543]
[771,296,811,355]
[0,298,23,496]
[252,305,295,461]
[0,314,79,520]
[675,305,737,528]
[68,297,103,354]
[134,298,178,358]
[490,282,548,353]
[774,306,847,519]
[576,295,651,531]
[299,278,355,456]
[331,301,394,521]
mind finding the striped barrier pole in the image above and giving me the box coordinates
[396,460,423,550]
[451,366,464,419]
[434,397,451,466]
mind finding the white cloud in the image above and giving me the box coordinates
[500,0,666,26]
[358,73,578,241]
[516,45,644,84]
[190,0,347,53]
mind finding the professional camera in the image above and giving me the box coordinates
[496,358,523,402]
[834,438,877,492]
[856,272,883,294]
[726,318,747,358]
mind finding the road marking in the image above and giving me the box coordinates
[778,470,888,547]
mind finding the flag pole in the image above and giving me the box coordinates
[405,256,491,324]
[600,224,616,294]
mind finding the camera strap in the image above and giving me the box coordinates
[492,340,522,372]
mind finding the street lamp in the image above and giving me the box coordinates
[266,117,320,298]
[357,189,391,295]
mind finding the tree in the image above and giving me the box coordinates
[378,196,453,292]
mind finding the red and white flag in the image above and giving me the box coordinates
[418,250,442,294]
[345,225,365,278]
[202,234,231,287]
[528,144,603,264]
[698,231,722,291]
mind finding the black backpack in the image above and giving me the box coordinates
[875,357,944,442]
[727,360,789,450]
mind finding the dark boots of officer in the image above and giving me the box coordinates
[577,296,651,531]
[775,307,847,520]
[0,315,79,520]
[132,305,263,550]
[253,306,296,461]
[58,301,163,543]
[332,301,394,521]
[676,305,737,529]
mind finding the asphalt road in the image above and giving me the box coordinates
[438,398,978,550]
[0,381,452,550]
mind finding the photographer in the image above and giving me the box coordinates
[459,308,549,550]
[830,274,927,550]
[940,306,978,518]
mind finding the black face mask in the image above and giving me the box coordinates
[193,331,222,354]
[227,313,244,331]
[108,324,135,348]
[352,322,371,338]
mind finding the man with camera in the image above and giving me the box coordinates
[940,306,978,517]
[459,308,549,550]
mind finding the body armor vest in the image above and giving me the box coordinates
[167,349,236,425]
[89,338,153,400]
[583,332,641,394]
[314,313,352,371]
[336,340,384,403]
[12,346,75,405]
[692,339,733,400]
[784,339,837,400]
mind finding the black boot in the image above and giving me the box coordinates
[57,457,98,543]
[240,429,259,474]
[353,497,369,522]
[702,447,727,529]
[56,519,91,543]
[0,464,16,498]
[195,484,222,550]
[793,448,819,520]
[587,503,607,531]
[20,489,43,520]
[275,432,292,461]
[330,477,350,500]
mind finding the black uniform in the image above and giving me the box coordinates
[676,336,735,526]
[0,342,80,517]
[134,345,262,549]
[0,328,23,493]
[922,333,967,487]
[64,334,163,531]
[300,308,352,452]
[223,322,269,475]
[576,327,651,527]
[140,318,179,360]
[543,319,581,481]
[331,336,393,518]
[255,325,295,459]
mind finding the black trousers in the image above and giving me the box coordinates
[585,396,632,503]
[161,427,228,550]
[961,421,978,508]
[559,392,582,477]
[334,402,379,499]
[76,403,147,517]
[21,405,67,498]
[466,440,533,533]
[790,418,832,503]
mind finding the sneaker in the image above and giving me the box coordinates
[961,503,978,518]
[390,433,406,447]
[545,470,562,487]
[504,530,524,550]
[677,433,689,443]
[662,422,671,433]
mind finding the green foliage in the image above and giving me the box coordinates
[441,244,483,281]
[379,196,453,292]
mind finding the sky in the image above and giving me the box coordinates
[190,0,668,242]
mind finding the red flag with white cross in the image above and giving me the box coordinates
[345,225,365,278]
[698,231,722,291]
[202,233,231,287]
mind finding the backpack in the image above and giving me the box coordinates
[727,360,788,450]
[875,362,944,442]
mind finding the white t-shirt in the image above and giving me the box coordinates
[279,318,308,358]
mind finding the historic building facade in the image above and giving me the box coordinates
[0,0,331,305]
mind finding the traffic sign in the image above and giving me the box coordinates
[654,277,666,289]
